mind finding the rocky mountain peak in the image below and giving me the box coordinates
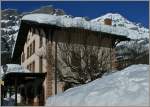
[31,5,65,15]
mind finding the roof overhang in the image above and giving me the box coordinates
[2,72,46,86]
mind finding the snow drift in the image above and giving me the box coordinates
[46,64,149,106]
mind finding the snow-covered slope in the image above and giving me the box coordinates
[91,13,149,39]
[46,64,149,106]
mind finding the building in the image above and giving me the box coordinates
[11,14,129,105]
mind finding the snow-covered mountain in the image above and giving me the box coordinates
[91,13,149,39]
[91,13,149,64]
[1,9,21,53]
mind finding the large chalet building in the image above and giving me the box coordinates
[10,14,129,106]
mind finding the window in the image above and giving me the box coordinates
[32,40,35,54]
[30,44,32,57]
[21,53,25,63]
[27,63,31,71]
[39,56,43,73]
[27,40,35,59]
[33,28,36,34]
[32,61,35,72]
[35,29,39,35]
[30,64,32,71]
[46,38,49,45]
[39,36,43,48]
[30,28,33,36]
[27,64,31,71]
[27,47,29,58]
[27,65,29,70]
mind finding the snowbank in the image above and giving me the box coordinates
[22,14,129,37]
[46,64,149,106]
[2,94,21,106]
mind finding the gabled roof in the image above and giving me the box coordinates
[22,14,130,37]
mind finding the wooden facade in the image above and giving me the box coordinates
[11,20,129,105]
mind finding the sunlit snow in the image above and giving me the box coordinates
[46,64,149,106]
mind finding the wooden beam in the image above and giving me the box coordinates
[1,85,4,106]
[9,87,12,98]
[14,79,17,106]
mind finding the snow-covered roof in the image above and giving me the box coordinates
[22,14,129,37]
[0,64,30,78]
[46,64,149,106]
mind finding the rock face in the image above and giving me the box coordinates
[1,9,21,64]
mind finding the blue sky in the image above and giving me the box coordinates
[1,1,149,28]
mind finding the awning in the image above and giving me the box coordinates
[2,72,46,86]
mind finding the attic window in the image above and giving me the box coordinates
[39,36,43,48]
[35,28,39,34]
[104,18,112,25]
[33,28,36,34]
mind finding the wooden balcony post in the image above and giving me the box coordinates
[14,78,18,106]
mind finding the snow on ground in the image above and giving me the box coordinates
[11,93,21,103]
[3,97,15,106]
[2,94,21,106]
[22,14,129,37]
[46,64,149,106]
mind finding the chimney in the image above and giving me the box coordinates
[104,18,112,25]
